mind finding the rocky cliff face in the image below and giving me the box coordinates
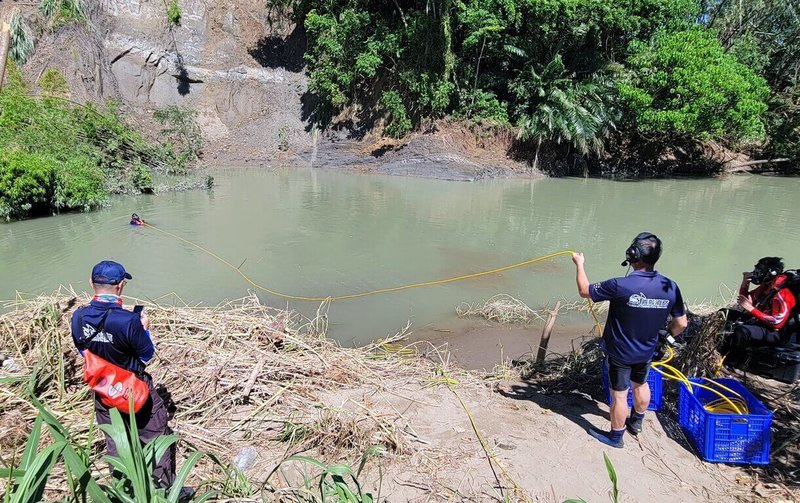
[25,0,311,163]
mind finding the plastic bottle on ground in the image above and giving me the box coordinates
[233,446,257,472]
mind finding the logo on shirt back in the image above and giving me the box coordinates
[83,324,113,343]
[627,292,669,309]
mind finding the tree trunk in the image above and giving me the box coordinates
[0,16,11,91]
[532,137,542,173]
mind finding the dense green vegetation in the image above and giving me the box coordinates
[0,65,198,220]
[0,0,201,221]
[281,0,798,173]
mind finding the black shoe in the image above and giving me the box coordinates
[626,415,643,435]
[177,486,195,503]
[587,426,624,448]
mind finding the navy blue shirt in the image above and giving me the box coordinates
[70,299,155,382]
[589,270,685,364]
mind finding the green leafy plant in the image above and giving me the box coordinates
[277,126,290,151]
[38,67,68,95]
[1,378,215,503]
[8,11,34,67]
[563,452,619,503]
[100,406,213,503]
[0,66,198,219]
[39,0,88,29]
[510,55,619,171]
[2,381,114,503]
[380,90,412,138]
[0,415,67,503]
[268,446,384,502]
[166,0,182,26]
[131,162,155,193]
[208,460,257,500]
[153,106,202,172]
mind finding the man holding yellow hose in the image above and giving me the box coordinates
[572,233,688,448]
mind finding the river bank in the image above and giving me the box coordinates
[205,119,795,182]
[1,293,796,502]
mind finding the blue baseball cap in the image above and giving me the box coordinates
[91,260,133,285]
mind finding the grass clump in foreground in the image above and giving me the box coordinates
[0,291,439,501]
[0,64,200,221]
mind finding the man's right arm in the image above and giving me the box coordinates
[668,315,688,336]
[739,272,752,296]
[669,285,688,336]
[572,252,591,299]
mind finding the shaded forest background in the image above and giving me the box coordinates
[277,0,799,175]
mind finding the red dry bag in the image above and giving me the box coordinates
[83,349,149,413]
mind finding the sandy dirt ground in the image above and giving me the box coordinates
[304,367,771,502]
[350,322,798,502]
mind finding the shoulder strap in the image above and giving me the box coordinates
[77,310,112,351]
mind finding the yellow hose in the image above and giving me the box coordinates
[145,223,591,303]
[651,347,748,414]
[145,222,747,414]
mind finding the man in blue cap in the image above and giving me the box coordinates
[70,260,178,492]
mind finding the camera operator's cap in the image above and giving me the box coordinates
[91,260,133,285]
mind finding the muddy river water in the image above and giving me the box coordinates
[2,168,798,364]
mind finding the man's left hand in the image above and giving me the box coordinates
[737,294,754,313]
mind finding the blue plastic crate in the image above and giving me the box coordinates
[678,378,772,465]
[601,359,663,411]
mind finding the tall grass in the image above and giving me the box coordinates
[0,375,214,503]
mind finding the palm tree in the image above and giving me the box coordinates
[508,54,619,172]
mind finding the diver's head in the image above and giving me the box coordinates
[750,257,784,285]
[131,213,140,221]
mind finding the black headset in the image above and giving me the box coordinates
[621,232,661,267]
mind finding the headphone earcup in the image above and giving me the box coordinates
[625,245,638,264]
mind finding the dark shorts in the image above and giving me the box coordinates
[608,358,650,392]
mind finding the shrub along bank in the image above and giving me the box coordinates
[0,64,198,221]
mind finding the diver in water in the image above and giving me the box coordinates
[130,213,146,226]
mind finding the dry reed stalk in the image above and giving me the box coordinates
[456,294,546,324]
[457,294,606,326]
[0,291,455,498]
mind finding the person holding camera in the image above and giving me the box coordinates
[572,233,687,448]
[727,257,795,349]
[70,261,178,491]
